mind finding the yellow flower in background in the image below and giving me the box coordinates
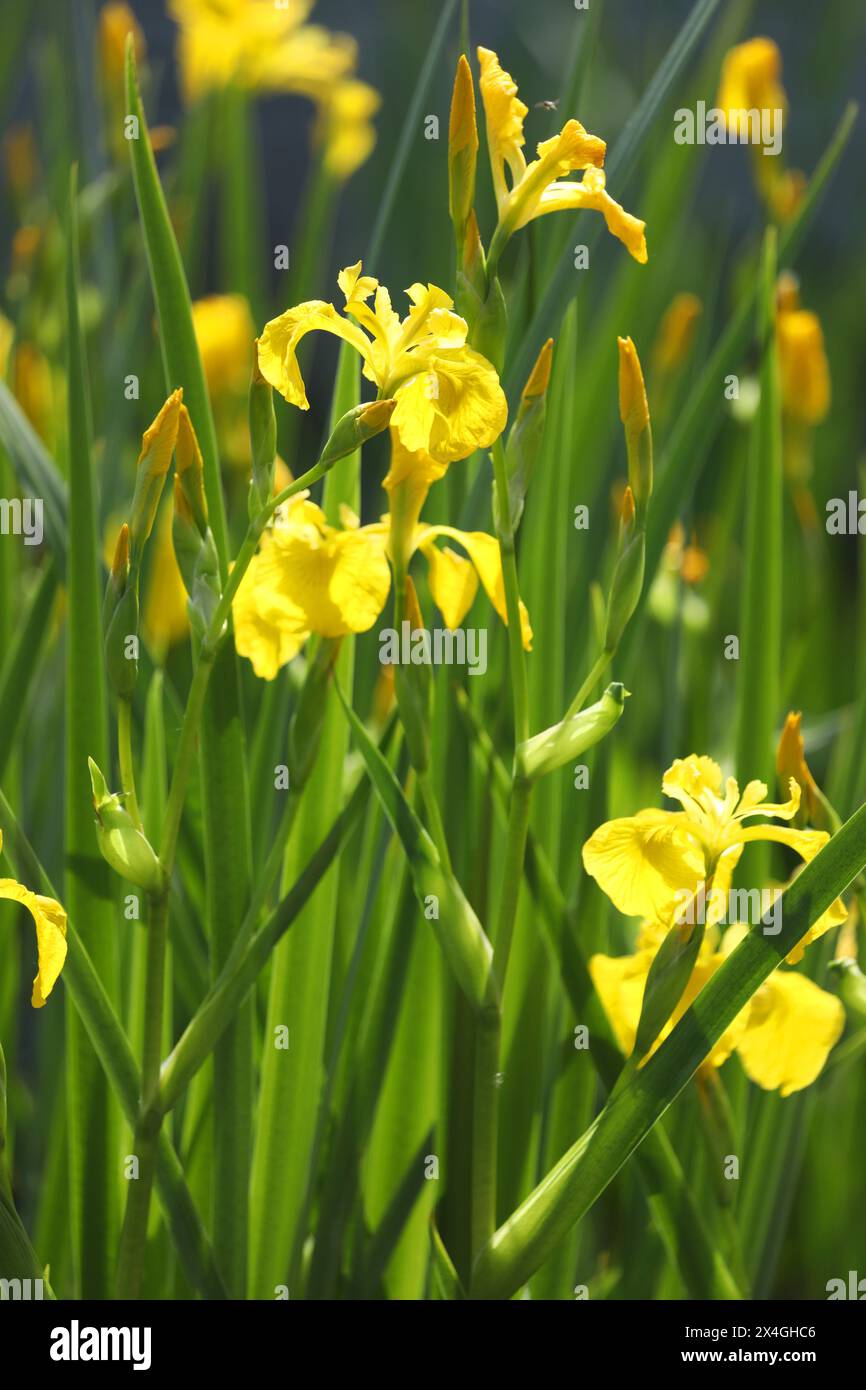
[233,490,531,680]
[0,830,67,1008]
[100,2,145,86]
[258,263,508,470]
[169,0,378,178]
[651,292,702,378]
[590,919,844,1095]
[170,0,353,102]
[192,294,255,397]
[582,754,846,960]
[775,279,830,427]
[318,79,381,181]
[717,37,788,137]
[716,38,805,221]
[143,505,190,651]
[477,47,647,263]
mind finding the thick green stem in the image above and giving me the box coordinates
[117,697,143,831]
[115,888,169,1297]
[470,439,533,1264]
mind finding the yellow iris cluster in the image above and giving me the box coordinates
[234,260,530,679]
[583,754,846,1094]
[168,0,379,179]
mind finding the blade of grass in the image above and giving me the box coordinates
[365,0,460,266]
[0,561,58,784]
[0,385,68,573]
[248,345,362,1298]
[63,166,121,1299]
[735,228,782,857]
[125,40,255,1294]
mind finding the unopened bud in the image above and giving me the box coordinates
[617,336,652,519]
[449,54,478,243]
[129,389,182,563]
[319,398,397,469]
[89,757,162,892]
[518,683,628,782]
[502,337,553,531]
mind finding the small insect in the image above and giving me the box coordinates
[534,99,560,111]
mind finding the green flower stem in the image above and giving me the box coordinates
[470,439,533,1262]
[117,697,143,832]
[566,649,611,720]
[115,888,169,1299]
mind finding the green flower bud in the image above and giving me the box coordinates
[517,683,628,782]
[633,917,706,1061]
[89,757,162,892]
[319,398,397,471]
[603,497,645,654]
[499,337,553,531]
[448,54,478,246]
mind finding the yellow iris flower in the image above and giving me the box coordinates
[716,38,804,221]
[477,47,647,264]
[775,278,830,428]
[170,0,354,102]
[591,919,844,1096]
[582,753,846,964]
[0,830,67,1008]
[258,263,508,472]
[233,493,531,680]
[169,0,378,178]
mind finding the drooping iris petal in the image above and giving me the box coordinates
[418,524,532,650]
[258,300,373,408]
[422,542,479,631]
[255,506,391,638]
[528,167,647,262]
[582,808,706,921]
[735,970,844,1096]
[232,544,308,681]
[390,348,507,466]
[0,864,68,1009]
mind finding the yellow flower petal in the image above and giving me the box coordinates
[476,46,528,209]
[736,970,844,1095]
[540,167,647,262]
[582,808,705,921]
[143,504,190,651]
[0,855,67,1009]
[716,37,788,134]
[192,294,255,398]
[257,300,373,407]
[232,546,308,680]
[419,524,532,649]
[255,509,391,638]
[422,542,479,630]
[776,308,830,425]
[390,346,507,465]
[662,754,725,808]
[320,79,380,181]
[590,942,747,1065]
